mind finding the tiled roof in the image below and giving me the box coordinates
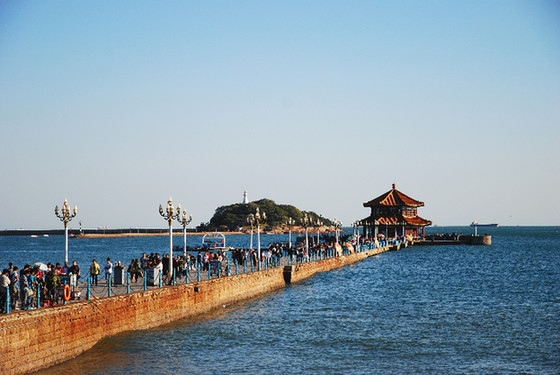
[402,215,432,226]
[363,184,425,208]
[360,215,432,227]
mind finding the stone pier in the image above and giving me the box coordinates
[1,246,389,375]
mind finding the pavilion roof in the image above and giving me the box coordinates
[363,184,425,208]
[360,215,432,227]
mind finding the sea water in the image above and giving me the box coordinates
[2,227,558,374]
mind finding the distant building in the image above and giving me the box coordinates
[243,190,249,204]
[360,184,431,238]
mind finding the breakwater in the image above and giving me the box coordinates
[421,234,492,245]
[0,228,198,237]
[1,245,390,375]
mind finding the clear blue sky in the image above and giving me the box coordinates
[1,1,559,229]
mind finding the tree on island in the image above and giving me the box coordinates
[197,198,332,232]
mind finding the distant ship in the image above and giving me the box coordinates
[470,221,498,227]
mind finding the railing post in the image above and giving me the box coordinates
[197,264,201,282]
[108,276,112,297]
[143,273,147,291]
[87,276,91,300]
[236,261,239,275]
[127,272,130,294]
[6,290,10,314]
[159,271,162,288]
[37,284,40,309]
[186,266,189,284]
[173,268,176,286]
[227,259,230,277]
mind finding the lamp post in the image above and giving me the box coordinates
[247,214,255,250]
[159,197,180,279]
[355,220,362,249]
[255,207,266,268]
[301,213,310,255]
[54,198,77,263]
[315,219,323,247]
[176,206,192,258]
[287,217,295,249]
[334,218,342,244]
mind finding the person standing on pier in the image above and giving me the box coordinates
[9,266,19,310]
[69,260,81,281]
[0,269,11,313]
[19,268,31,309]
[104,258,113,281]
[90,260,100,286]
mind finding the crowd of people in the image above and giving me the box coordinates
[0,260,81,313]
[2,240,367,313]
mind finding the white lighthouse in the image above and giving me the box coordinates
[243,190,249,204]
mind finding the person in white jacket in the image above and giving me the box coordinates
[104,258,113,280]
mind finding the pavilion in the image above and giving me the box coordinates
[359,184,432,239]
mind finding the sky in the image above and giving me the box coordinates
[1,0,559,229]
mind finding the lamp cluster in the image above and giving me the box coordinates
[54,198,78,263]
[159,197,193,279]
[54,198,77,225]
[247,207,267,269]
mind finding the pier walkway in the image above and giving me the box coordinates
[1,234,490,314]
[4,241,393,313]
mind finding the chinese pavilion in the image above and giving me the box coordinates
[359,184,432,239]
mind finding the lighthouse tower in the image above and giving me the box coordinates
[243,190,249,204]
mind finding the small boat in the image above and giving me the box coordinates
[470,221,498,227]
[30,234,38,238]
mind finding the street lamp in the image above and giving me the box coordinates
[159,197,180,280]
[355,220,363,247]
[333,218,342,244]
[247,213,255,250]
[255,207,266,268]
[287,217,295,249]
[54,198,77,263]
[176,205,192,258]
[315,219,323,247]
[301,213,310,255]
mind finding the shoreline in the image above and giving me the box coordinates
[74,228,338,238]
[73,231,243,238]
[1,228,337,238]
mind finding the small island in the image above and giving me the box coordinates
[196,198,333,233]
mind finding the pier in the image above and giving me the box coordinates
[1,243,391,375]
[419,234,492,246]
[0,234,494,375]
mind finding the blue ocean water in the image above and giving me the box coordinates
[4,226,558,374]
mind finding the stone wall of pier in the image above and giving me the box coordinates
[0,247,388,375]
